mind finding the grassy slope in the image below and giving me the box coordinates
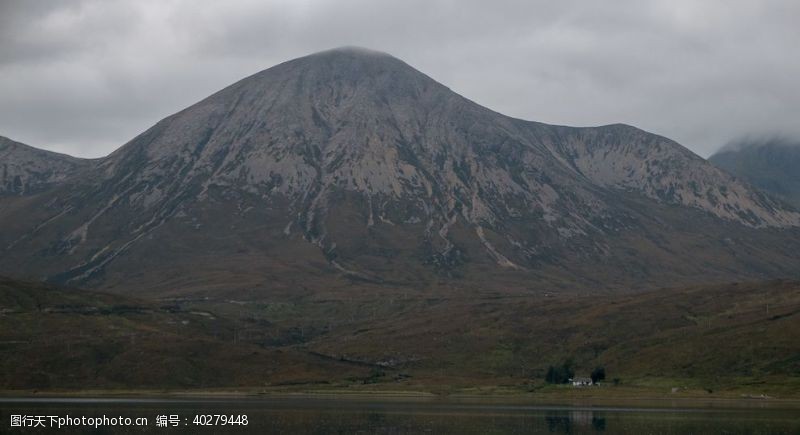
[203,280,800,396]
[0,277,372,390]
[304,281,799,394]
[1,277,798,397]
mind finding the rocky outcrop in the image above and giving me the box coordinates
[550,125,799,227]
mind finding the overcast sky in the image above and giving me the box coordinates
[1,0,798,158]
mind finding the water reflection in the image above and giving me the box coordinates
[0,397,797,434]
[545,410,606,433]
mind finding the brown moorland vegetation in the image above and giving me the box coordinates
[1,277,798,397]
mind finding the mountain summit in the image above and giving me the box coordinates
[2,48,799,294]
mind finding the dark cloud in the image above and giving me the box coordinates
[1,0,798,157]
[718,135,800,153]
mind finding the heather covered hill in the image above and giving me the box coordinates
[2,276,798,395]
[0,276,373,390]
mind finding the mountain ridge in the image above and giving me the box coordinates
[0,135,90,195]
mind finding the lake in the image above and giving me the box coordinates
[1,396,798,434]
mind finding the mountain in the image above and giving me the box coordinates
[1,47,799,295]
[710,137,800,208]
[0,135,89,195]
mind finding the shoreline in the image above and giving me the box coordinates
[2,388,799,410]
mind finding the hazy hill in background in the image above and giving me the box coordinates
[710,137,800,208]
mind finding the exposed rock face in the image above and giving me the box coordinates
[553,126,799,227]
[1,47,799,294]
[710,137,800,208]
[0,136,88,195]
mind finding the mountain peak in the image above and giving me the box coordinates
[308,46,394,58]
[104,48,800,231]
[247,46,434,93]
[115,46,452,162]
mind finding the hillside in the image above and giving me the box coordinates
[1,276,798,395]
[302,280,800,390]
[0,135,89,195]
[0,277,372,390]
[1,48,799,296]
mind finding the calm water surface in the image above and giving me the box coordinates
[1,397,798,434]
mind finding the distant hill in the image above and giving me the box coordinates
[710,137,800,208]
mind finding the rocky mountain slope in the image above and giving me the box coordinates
[1,47,799,295]
[0,136,89,195]
[710,137,800,208]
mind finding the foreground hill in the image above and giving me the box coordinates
[710,137,800,208]
[1,47,799,295]
[0,277,372,390]
[302,280,800,391]
[2,277,798,395]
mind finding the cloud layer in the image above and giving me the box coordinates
[1,0,798,158]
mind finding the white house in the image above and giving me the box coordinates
[571,377,592,387]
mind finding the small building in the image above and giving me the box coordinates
[571,377,592,387]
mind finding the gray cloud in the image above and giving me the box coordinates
[1,0,799,158]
